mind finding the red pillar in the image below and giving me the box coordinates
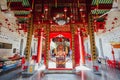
[74,34,80,66]
[78,28,85,65]
[37,29,43,63]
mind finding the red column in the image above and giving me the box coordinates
[78,28,85,65]
[74,34,80,66]
[37,29,43,63]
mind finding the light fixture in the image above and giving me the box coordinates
[53,13,70,25]
[56,19,66,25]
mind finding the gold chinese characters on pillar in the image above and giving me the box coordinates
[88,13,97,61]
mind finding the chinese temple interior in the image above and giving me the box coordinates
[0,0,120,80]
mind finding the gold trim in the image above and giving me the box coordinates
[111,42,120,48]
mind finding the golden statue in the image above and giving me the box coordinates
[55,44,67,68]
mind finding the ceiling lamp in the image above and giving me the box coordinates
[53,13,70,25]
[57,19,66,25]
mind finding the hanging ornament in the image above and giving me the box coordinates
[0,23,2,27]
[44,5,48,12]
[112,22,115,28]
[112,22,115,24]
[114,17,118,23]
[70,13,73,18]
[64,7,68,12]
[114,17,118,20]
[5,18,8,21]
[79,6,84,12]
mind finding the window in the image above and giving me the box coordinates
[0,42,12,49]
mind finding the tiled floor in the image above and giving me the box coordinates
[41,74,80,80]
[1,61,120,80]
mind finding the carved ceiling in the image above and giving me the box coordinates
[1,0,113,34]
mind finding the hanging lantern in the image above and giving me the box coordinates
[114,17,118,20]
[79,6,84,12]
[64,7,68,12]
[94,20,97,23]
[49,20,53,24]
[41,14,44,18]
[114,17,118,23]
[8,23,10,26]
[0,23,2,27]
[70,13,73,18]
[111,27,114,29]
[44,6,48,12]
[5,18,8,21]
[71,20,75,23]
[112,22,115,24]
[82,14,85,17]
[38,21,41,24]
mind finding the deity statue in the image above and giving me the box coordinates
[56,45,66,57]
[55,44,67,68]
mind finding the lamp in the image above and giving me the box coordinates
[53,13,70,25]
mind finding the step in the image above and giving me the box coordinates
[44,70,76,74]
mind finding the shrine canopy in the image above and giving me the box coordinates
[50,32,71,40]
[50,32,72,50]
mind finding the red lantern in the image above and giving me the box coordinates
[79,6,84,11]
[70,14,73,18]
[112,22,115,24]
[82,14,85,17]
[71,20,75,23]
[38,21,41,24]
[49,20,53,24]
[0,23,2,27]
[114,17,118,20]
[5,18,8,21]
[64,7,68,12]
[44,6,48,12]
[41,14,44,18]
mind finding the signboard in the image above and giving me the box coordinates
[50,25,70,32]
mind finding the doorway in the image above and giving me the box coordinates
[48,32,73,69]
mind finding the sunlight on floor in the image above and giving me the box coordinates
[75,66,92,71]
